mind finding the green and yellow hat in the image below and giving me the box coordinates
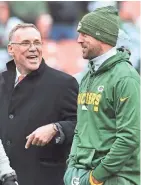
[77,6,120,46]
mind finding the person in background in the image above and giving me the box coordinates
[0,139,18,185]
[48,1,88,41]
[9,1,48,24]
[0,1,23,48]
[0,1,23,74]
[64,6,140,185]
[119,1,140,73]
[36,13,53,41]
[0,23,78,185]
[0,52,18,185]
[35,13,61,70]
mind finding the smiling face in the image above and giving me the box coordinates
[8,27,42,74]
[77,32,103,60]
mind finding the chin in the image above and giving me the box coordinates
[83,54,89,59]
[28,63,40,71]
[27,59,41,70]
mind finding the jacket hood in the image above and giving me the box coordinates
[89,50,132,75]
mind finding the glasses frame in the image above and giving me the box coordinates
[10,41,43,49]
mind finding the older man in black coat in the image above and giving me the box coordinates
[0,23,78,185]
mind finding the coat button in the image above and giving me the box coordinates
[9,114,14,119]
[6,140,11,146]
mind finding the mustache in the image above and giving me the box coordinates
[81,43,87,48]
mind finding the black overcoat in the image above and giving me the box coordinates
[0,59,78,185]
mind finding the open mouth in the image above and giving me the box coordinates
[27,55,38,59]
[26,55,39,63]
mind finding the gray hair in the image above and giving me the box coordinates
[9,23,40,42]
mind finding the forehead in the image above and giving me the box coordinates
[12,27,41,42]
[79,32,95,40]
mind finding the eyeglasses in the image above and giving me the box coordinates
[10,41,42,49]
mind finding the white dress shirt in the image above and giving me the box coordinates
[15,68,26,87]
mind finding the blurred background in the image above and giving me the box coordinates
[0,1,140,79]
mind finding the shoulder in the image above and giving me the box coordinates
[45,65,79,87]
[113,61,140,83]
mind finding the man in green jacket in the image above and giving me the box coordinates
[64,6,140,185]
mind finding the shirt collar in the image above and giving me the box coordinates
[16,67,22,78]
[90,47,117,71]
[15,67,26,84]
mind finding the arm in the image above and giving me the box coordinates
[0,139,15,180]
[25,77,78,148]
[57,77,79,144]
[92,77,140,182]
[0,140,18,185]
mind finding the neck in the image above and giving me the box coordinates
[16,65,30,75]
[100,45,113,56]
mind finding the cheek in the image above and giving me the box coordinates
[40,49,42,55]
[14,48,26,58]
[86,42,91,51]
[38,48,43,57]
[89,41,96,50]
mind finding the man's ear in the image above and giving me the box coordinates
[7,44,14,57]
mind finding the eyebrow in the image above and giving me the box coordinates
[21,39,41,42]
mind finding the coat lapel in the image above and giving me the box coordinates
[3,59,46,118]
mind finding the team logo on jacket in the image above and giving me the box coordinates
[98,85,104,92]
[96,31,100,36]
[77,22,82,31]
[71,177,80,185]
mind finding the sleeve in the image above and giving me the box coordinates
[92,77,140,182]
[0,139,15,180]
[58,77,79,144]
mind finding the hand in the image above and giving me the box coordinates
[2,176,18,185]
[89,171,103,185]
[25,124,57,149]
[3,181,18,185]
[91,177,103,185]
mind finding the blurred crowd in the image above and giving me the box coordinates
[0,1,140,75]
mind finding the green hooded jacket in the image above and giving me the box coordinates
[68,50,140,185]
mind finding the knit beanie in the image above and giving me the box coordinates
[77,6,120,46]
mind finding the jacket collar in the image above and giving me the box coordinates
[88,47,117,74]
[3,58,46,92]
[6,58,46,77]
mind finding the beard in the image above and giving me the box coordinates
[82,43,102,60]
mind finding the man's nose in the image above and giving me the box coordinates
[28,43,37,51]
[77,34,84,43]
